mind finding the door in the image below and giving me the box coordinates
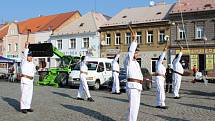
[198,54,205,73]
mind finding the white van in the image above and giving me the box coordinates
[68,58,113,90]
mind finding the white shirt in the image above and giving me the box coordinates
[80,61,88,77]
[173,52,184,74]
[21,49,36,77]
[156,52,166,76]
[112,54,120,72]
[125,41,143,90]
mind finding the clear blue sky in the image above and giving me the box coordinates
[0,0,176,23]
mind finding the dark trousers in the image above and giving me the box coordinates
[165,78,172,93]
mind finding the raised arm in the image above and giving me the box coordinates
[23,42,30,60]
[128,30,137,61]
[114,53,120,62]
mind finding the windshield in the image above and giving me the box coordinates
[73,61,98,71]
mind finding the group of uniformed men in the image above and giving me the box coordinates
[19,30,184,121]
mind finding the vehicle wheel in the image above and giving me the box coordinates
[56,73,68,87]
[93,80,100,90]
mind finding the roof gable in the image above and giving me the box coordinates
[54,12,109,35]
[102,4,173,27]
[17,11,80,34]
[170,0,215,14]
[0,24,9,39]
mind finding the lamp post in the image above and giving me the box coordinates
[203,36,207,76]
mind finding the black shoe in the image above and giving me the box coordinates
[21,109,27,114]
[156,106,168,109]
[174,96,181,99]
[87,97,94,102]
[76,97,84,100]
[112,92,121,95]
[27,109,34,112]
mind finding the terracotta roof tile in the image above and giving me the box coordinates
[17,11,80,34]
[170,0,215,14]
[0,24,9,39]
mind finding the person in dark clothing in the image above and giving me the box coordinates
[165,64,173,93]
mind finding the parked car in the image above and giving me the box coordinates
[108,68,152,91]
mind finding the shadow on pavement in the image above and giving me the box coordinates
[61,104,115,121]
[181,89,215,97]
[1,97,20,111]
[178,102,215,111]
[102,96,155,108]
[154,114,189,121]
[52,91,76,99]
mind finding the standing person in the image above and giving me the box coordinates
[124,31,143,121]
[76,56,94,102]
[20,42,36,114]
[172,47,184,99]
[112,52,121,94]
[165,64,173,93]
[155,46,168,109]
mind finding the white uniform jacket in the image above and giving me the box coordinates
[21,49,36,83]
[125,41,143,90]
[156,52,166,76]
[112,54,120,72]
[173,52,184,75]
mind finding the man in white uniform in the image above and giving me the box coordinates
[172,47,184,99]
[112,53,121,94]
[155,46,168,109]
[77,56,94,102]
[125,31,143,121]
[20,42,36,114]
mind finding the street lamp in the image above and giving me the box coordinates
[203,36,207,76]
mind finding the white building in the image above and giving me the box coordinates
[50,12,110,67]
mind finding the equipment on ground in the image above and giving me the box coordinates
[29,43,80,87]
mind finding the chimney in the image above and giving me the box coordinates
[149,1,155,7]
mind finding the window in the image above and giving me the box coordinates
[97,62,104,72]
[178,27,186,40]
[196,25,204,39]
[105,63,112,71]
[159,30,165,43]
[69,39,76,49]
[151,58,158,73]
[115,33,121,45]
[106,34,111,45]
[147,31,153,43]
[137,32,142,44]
[83,38,89,48]
[7,44,11,52]
[57,40,62,50]
[125,32,131,44]
[15,43,18,52]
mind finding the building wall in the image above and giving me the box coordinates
[49,32,100,67]
[100,23,170,73]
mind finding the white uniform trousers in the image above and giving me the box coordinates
[77,74,91,98]
[155,76,166,106]
[173,73,182,97]
[112,72,120,93]
[126,88,141,121]
[20,78,33,109]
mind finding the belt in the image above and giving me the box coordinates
[127,78,144,84]
[173,70,183,76]
[80,71,88,75]
[113,70,120,73]
[21,74,33,80]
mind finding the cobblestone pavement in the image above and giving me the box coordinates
[0,79,214,121]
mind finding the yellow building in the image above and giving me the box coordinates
[100,3,173,73]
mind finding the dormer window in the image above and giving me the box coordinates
[204,4,212,8]
[79,23,84,27]
[122,15,127,18]
[156,12,162,15]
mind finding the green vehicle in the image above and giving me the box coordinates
[29,43,80,87]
